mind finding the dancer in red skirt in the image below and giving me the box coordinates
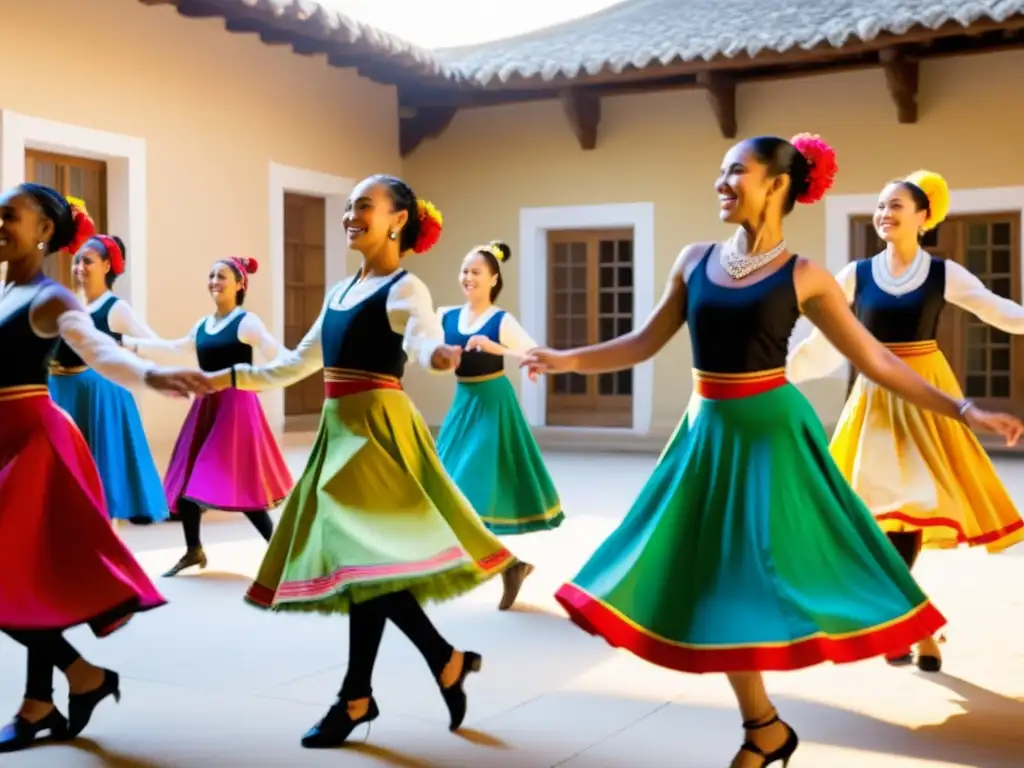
[0,183,211,753]
[123,257,293,576]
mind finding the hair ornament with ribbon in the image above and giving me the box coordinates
[790,133,838,205]
[903,170,950,232]
[225,256,259,290]
[63,195,97,255]
[412,199,443,254]
[94,235,125,276]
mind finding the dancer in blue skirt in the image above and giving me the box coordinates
[48,234,169,525]
[436,241,563,610]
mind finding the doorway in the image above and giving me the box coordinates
[283,192,326,428]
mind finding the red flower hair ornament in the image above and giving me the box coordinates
[63,196,97,256]
[224,256,259,290]
[412,199,443,254]
[790,133,838,205]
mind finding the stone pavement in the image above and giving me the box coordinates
[2,450,1023,767]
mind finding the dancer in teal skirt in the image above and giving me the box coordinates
[523,134,1023,767]
[436,241,563,610]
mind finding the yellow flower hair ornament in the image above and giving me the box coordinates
[904,170,950,232]
[482,242,506,262]
[412,199,443,254]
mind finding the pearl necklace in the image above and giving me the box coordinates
[719,229,788,280]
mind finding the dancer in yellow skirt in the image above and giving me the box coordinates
[788,170,1024,672]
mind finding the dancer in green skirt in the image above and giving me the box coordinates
[436,240,564,610]
[522,135,1023,768]
[207,175,517,748]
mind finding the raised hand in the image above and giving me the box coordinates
[430,344,463,371]
[520,347,573,380]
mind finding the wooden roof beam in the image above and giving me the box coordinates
[695,71,737,138]
[879,47,918,123]
[560,88,601,150]
[400,106,458,157]
[174,0,221,17]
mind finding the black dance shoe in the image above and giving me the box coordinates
[301,697,379,748]
[736,712,799,767]
[68,669,121,737]
[162,547,208,577]
[440,651,482,731]
[0,709,70,753]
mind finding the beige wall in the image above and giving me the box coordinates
[1,0,400,445]
[404,49,1024,433]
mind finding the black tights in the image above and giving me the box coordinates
[887,530,923,570]
[340,590,454,701]
[2,630,81,703]
[178,499,274,549]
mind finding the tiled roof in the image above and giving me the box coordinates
[432,0,1024,85]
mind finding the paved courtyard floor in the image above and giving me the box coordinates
[3,449,1023,767]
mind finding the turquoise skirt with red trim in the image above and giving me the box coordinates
[555,371,946,673]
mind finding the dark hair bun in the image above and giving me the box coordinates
[112,235,127,262]
[490,241,512,264]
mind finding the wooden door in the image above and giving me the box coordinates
[283,193,326,417]
[24,150,107,289]
[546,229,634,428]
[848,214,1021,413]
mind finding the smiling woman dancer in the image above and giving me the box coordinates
[522,136,1023,767]
[206,175,516,748]
[788,170,1024,672]
[435,241,564,610]
[0,183,210,753]
[48,232,169,526]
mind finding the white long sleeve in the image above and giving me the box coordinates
[786,261,858,384]
[238,312,283,361]
[125,320,199,362]
[107,299,158,339]
[944,260,1024,333]
[233,296,327,391]
[498,312,537,354]
[387,274,445,370]
[57,310,156,389]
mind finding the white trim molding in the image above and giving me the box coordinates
[518,202,656,434]
[266,163,354,432]
[0,110,147,317]
[818,185,1024,380]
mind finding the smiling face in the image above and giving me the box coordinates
[873,182,928,245]
[208,261,241,306]
[459,251,496,302]
[0,187,53,264]
[342,178,409,255]
[72,245,110,293]
[715,143,772,226]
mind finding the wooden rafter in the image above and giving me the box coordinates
[399,107,458,157]
[695,71,737,138]
[879,47,919,123]
[560,88,601,150]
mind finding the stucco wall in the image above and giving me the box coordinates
[0,0,400,447]
[403,49,1024,434]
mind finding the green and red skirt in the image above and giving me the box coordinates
[555,368,946,673]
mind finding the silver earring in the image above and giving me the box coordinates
[388,231,397,241]
[36,242,44,251]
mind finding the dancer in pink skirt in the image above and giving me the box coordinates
[123,257,294,576]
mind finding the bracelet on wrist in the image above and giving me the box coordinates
[958,399,974,418]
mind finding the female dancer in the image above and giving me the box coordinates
[49,234,169,525]
[0,182,210,753]
[522,136,1023,768]
[435,241,563,610]
[788,170,1024,672]
[207,175,517,748]
[123,256,294,576]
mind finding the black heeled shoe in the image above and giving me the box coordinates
[163,547,208,577]
[498,562,534,611]
[301,697,379,749]
[737,712,799,767]
[917,653,942,672]
[68,669,121,737]
[440,651,482,731]
[0,709,70,753]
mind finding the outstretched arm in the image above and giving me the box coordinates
[388,275,462,372]
[524,243,705,376]
[465,312,537,359]
[944,260,1024,333]
[107,299,159,339]
[238,312,285,361]
[794,258,1021,441]
[123,321,198,363]
[787,261,857,383]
